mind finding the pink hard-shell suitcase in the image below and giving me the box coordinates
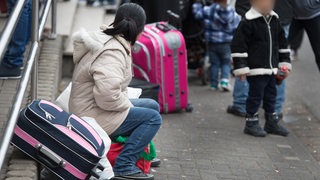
[132,22,193,113]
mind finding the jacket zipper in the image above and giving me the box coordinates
[264,16,273,69]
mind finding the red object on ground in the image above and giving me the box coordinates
[107,143,151,174]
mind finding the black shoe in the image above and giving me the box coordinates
[151,158,161,167]
[227,105,246,117]
[244,114,267,137]
[112,172,154,180]
[0,64,21,79]
[264,113,289,136]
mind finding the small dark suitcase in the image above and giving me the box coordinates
[11,100,105,180]
[129,78,160,102]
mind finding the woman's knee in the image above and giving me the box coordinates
[142,98,160,112]
[149,109,162,126]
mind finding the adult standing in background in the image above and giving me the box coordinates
[0,0,32,79]
[227,0,292,119]
[288,0,320,71]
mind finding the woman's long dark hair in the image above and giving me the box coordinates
[104,3,146,45]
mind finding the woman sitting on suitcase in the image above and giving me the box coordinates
[69,3,161,180]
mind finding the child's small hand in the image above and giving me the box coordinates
[284,69,290,78]
[238,75,247,81]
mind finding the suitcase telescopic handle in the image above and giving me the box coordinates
[36,144,66,169]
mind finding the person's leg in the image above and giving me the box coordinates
[110,107,162,177]
[262,76,277,114]
[275,80,286,115]
[302,15,320,71]
[263,75,289,136]
[288,19,304,53]
[2,0,32,68]
[227,77,248,117]
[130,98,160,112]
[244,75,268,137]
[219,43,231,91]
[208,44,220,90]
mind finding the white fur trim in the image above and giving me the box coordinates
[231,53,248,58]
[72,28,103,53]
[279,62,292,71]
[245,8,279,20]
[248,68,278,76]
[279,49,291,53]
[233,67,250,76]
[100,24,108,31]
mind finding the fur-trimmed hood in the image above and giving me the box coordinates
[72,27,131,64]
[72,28,112,64]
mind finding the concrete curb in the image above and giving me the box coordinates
[4,36,64,180]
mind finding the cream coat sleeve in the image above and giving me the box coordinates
[91,50,133,112]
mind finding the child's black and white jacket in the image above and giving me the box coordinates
[231,8,291,76]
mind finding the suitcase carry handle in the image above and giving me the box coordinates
[90,163,105,178]
[36,144,66,169]
[156,23,171,32]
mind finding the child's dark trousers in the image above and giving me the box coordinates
[246,75,277,115]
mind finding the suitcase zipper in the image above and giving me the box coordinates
[67,116,98,150]
[135,41,152,72]
[144,27,168,112]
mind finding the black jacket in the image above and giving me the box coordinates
[231,8,291,76]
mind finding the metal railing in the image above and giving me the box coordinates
[0,0,57,171]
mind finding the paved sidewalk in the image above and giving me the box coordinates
[152,74,320,180]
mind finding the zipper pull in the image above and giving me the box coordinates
[45,112,54,120]
[66,121,72,130]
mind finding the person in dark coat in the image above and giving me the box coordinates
[288,0,320,70]
[227,0,292,123]
[231,0,291,137]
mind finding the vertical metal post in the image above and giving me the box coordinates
[31,0,39,100]
[48,0,57,39]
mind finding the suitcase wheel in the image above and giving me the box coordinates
[186,103,193,113]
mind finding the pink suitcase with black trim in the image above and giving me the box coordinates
[132,22,193,113]
[11,99,105,180]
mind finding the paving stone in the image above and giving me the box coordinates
[6,170,36,177]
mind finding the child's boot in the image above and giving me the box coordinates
[264,113,289,136]
[244,114,267,137]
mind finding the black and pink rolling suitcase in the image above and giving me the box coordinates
[11,100,105,180]
[132,22,193,113]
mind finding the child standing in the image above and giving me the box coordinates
[232,0,291,137]
[193,0,240,91]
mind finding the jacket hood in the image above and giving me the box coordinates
[72,25,132,64]
[245,7,279,20]
[212,4,236,25]
[72,28,112,64]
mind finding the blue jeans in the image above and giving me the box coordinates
[2,0,32,68]
[233,78,286,115]
[208,43,231,87]
[110,98,162,176]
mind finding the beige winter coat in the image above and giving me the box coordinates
[69,29,133,135]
